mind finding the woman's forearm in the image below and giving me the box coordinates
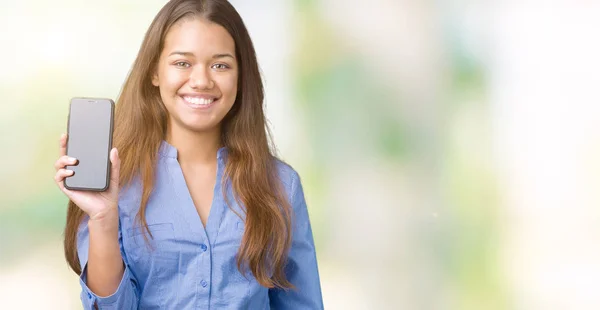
[86,210,125,297]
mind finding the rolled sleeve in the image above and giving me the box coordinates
[269,171,324,309]
[77,216,139,309]
[79,263,138,309]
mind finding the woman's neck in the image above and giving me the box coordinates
[165,125,222,165]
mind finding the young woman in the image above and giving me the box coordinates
[53,0,323,308]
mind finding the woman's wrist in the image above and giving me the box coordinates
[88,206,119,233]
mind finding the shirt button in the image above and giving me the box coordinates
[201,280,208,287]
[87,292,92,299]
[200,244,208,252]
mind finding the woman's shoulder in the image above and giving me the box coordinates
[272,157,302,194]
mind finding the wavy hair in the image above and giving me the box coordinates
[64,0,293,289]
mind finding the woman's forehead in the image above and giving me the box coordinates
[163,18,235,57]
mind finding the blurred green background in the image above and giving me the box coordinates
[2,1,600,309]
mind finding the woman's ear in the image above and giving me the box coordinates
[152,71,159,87]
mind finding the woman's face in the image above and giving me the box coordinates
[152,17,238,134]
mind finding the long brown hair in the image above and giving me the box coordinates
[64,0,294,289]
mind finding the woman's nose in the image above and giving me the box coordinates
[189,67,214,89]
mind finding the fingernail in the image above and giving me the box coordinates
[68,157,77,162]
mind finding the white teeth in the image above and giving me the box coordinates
[183,96,215,105]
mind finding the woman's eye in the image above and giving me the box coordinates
[212,63,229,70]
[174,61,191,68]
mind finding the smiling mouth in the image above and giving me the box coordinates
[182,95,218,106]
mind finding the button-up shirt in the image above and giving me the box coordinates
[76,141,323,309]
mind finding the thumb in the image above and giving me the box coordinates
[109,147,120,188]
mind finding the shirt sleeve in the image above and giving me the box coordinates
[269,171,324,310]
[77,214,139,309]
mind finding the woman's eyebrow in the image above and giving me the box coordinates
[168,51,194,57]
[213,53,235,60]
[167,51,235,60]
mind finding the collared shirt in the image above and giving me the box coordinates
[76,141,323,309]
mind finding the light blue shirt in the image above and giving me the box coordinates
[76,141,323,309]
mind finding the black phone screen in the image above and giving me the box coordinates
[65,98,114,191]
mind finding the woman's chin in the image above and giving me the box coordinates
[178,119,219,133]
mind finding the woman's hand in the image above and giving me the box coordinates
[54,133,121,220]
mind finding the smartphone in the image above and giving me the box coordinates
[64,97,115,191]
